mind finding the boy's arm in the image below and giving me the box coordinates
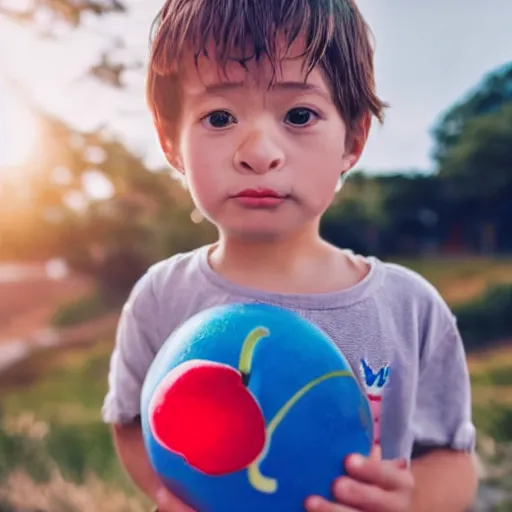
[409,307,478,511]
[410,448,477,512]
[101,269,193,510]
[112,419,162,500]
[308,310,478,512]
[113,419,195,511]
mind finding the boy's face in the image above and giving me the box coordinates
[157,38,368,240]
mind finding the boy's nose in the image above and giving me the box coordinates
[233,130,285,175]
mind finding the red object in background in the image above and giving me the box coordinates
[149,360,267,475]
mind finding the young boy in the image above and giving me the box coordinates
[102,0,478,510]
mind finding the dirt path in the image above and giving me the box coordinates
[0,263,92,343]
[0,262,119,373]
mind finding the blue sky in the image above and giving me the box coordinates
[357,0,512,172]
[0,0,511,173]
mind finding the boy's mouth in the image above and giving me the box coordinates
[235,188,284,198]
[232,188,288,208]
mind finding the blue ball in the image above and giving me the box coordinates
[141,303,373,512]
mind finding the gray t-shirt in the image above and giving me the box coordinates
[101,244,475,460]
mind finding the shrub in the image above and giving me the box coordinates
[473,403,512,443]
[51,288,118,327]
[453,284,512,349]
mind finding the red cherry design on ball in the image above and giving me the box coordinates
[149,359,267,475]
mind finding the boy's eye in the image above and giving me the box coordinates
[285,107,318,127]
[204,110,236,128]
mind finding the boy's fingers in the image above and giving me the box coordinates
[344,454,413,491]
[392,457,408,469]
[304,495,358,512]
[332,476,409,512]
[155,488,196,512]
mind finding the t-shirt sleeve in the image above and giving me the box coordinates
[101,271,161,424]
[411,310,476,453]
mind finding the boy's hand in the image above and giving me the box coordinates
[305,448,414,512]
[155,487,197,512]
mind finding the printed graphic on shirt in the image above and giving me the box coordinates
[360,359,390,446]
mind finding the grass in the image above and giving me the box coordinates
[452,284,512,349]
[0,341,111,421]
[393,256,512,306]
[468,348,512,443]
[0,470,148,512]
[0,338,152,511]
[51,288,119,328]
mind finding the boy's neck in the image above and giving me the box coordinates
[207,226,369,294]
[212,227,325,272]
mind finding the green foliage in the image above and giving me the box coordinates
[1,343,111,420]
[439,104,512,202]
[0,108,218,290]
[473,403,512,443]
[471,366,512,387]
[0,418,127,488]
[0,421,52,483]
[432,61,512,164]
[51,289,113,327]
[0,340,131,490]
[453,284,512,349]
[45,422,119,483]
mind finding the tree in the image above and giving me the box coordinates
[0,1,126,32]
[429,62,512,254]
[437,104,512,253]
[0,103,216,291]
[439,105,512,199]
[0,0,139,88]
[432,61,512,165]
[0,0,215,291]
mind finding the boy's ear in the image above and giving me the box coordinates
[341,113,371,173]
[155,119,184,173]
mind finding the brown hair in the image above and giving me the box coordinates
[146,0,387,141]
